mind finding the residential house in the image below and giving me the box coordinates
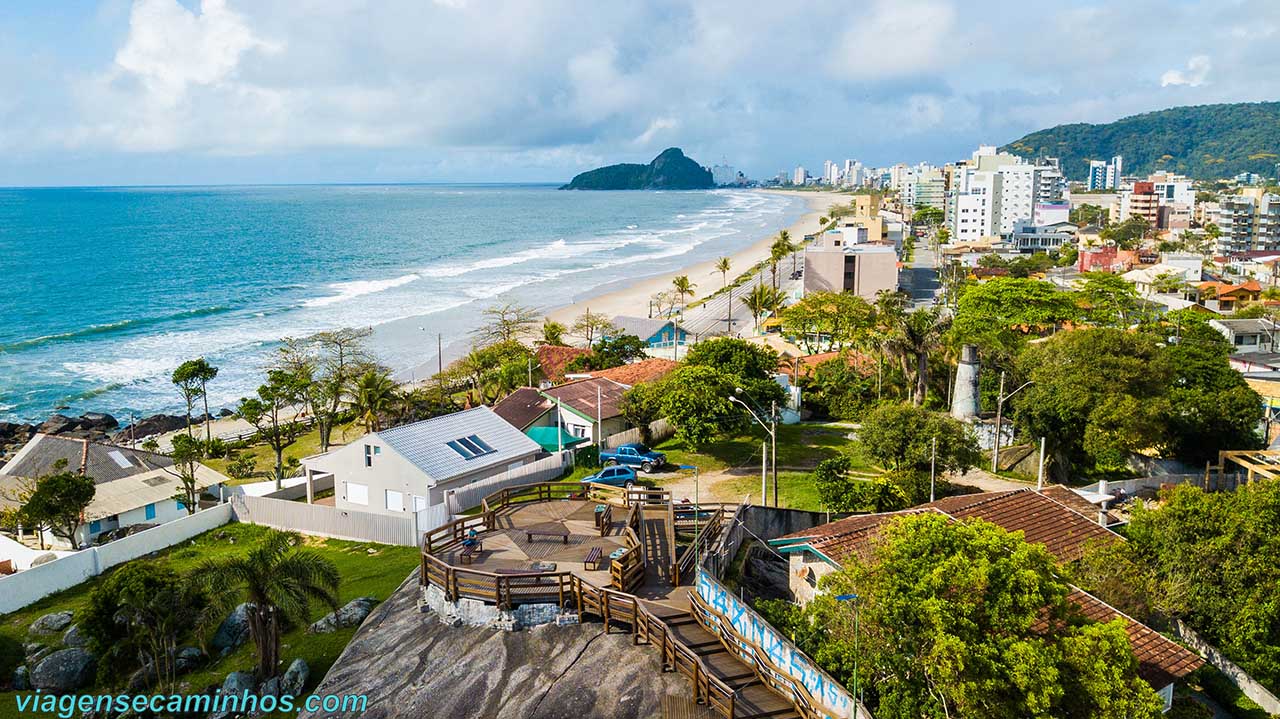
[768,488,1202,710]
[300,406,543,516]
[607,316,688,350]
[0,434,227,548]
[569,357,679,386]
[1077,246,1139,273]
[539,378,631,443]
[1121,262,1200,297]
[1197,280,1262,313]
[1210,318,1278,354]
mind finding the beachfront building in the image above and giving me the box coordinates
[0,434,228,548]
[768,488,1203,711]
[802,229,898,300]
[607,316,688,350]
[300,406,542,517]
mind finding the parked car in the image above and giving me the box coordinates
[581,465,638,488]
[599,443,668,473]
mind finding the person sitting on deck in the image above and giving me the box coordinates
[462,528,479,548]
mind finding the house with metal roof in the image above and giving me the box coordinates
[0,434,228,548]
[607,315,688,349]
[301,406,543,517]
[767,488,1202,709]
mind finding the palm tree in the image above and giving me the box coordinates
[774,230,799,277]
[741,284,784,333]
[881,306,951,406]
[715,257,732,288]
[672,275,696,316]
[351,369,397,432]
[199,531,339,679]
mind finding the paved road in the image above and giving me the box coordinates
[899,238,941,308]
[677,252,803,338]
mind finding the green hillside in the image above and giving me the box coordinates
[561,147,714,190]
[1001,102,1280,180]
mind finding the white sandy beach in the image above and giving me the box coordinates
[545,189,848,328]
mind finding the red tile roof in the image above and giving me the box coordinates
[778,489,1202,688]
[536,345,592,383]
[578,358,678,387]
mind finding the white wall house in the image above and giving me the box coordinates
[0,434,226,549]
[301,406,543,517]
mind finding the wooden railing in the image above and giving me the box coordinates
[481,482,583,514]
[689,590,826,719]
[676,507,725,581]
[627,486,673,507]
[422,553,575,609]
[571,577,737,719]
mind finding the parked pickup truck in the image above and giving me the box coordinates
[599,443,667,473]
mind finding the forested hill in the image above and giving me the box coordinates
[1001,102,1280,180]
[561,148,714,190]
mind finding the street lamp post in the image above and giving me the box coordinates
[836,593,861,707]
[730,391,777,507]
[991,370,1034,473]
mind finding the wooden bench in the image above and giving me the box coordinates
[583,547,603,570]
[459,542,482,565]
[525,524,570,544]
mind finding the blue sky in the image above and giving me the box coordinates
[2,0,1278,186]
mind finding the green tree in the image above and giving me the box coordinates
[740,282,784,333]
[1076,273,1141,327]
[671,275,696,316]
[655,365,735,449]
[172,358,219,444]
[911,206,944,227]
[351,369,398,432]
[1150,272,1187,294]
[238,369,308,488]
[881,306,951,406]
[791,514,1162,719]
[1069,203,1107,227]
[567,334,648,372]
[812,456,908,512]
[472,301,539,346]
[539,318,568,347]
[780,291,875,353]
[1100,215,1150,250]
[952,277,1077,353]
[198,531,340,679]
[81,562,206,690]
[21,470,96,550]
[570,310,616,347]
[1015,329,1169,479]
[715,256,732,288]
[167,433,204,515]
[858,403,980,476]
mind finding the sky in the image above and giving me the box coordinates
[1,0,1279,186]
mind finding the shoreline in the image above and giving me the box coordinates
[543,189,847,329]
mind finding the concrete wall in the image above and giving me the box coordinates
[697,571,859,719]
[224,474,335,501]
[0,503,234,614]
[1173,620,1280,715]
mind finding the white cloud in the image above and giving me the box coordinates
[1161,55,1212,87]
[828,0,957,81]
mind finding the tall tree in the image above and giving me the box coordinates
[715,256,732,288]
[238,369,308,488]
[350,369,398,432]
[571,310,616,347]
[858,403,981,475]
[473,301,539,346]
[881,306,951,406]
[276,329,375,453]
[741,283,784,333]
[538,318,568,347]
[167,433,203,515]
[21,470,96,550]
[173,358,220,444]
[198,531,339,679]
[671,275,696,316]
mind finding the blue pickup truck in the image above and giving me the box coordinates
[599,443,667,473]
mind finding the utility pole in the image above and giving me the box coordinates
[771,400,778,508]
[1036,436,1046,490]
[437,333,444,410]
[761,441,767,506]
[527,357,533,388]
[930,436,938,502]
[992,371,1005,473]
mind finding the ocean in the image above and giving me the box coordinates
[0,184,805,423]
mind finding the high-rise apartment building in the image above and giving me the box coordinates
[1087,156,1124,190]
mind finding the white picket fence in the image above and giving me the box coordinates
[0,504,234,615]
[231,495,420,546]
[443,451,572,513]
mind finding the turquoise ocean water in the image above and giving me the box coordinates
[0,185,804,422]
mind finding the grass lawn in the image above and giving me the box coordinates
[655,422,881,475]
[718,470,828,511]
[204,422,361,485]
[1,522,420,719]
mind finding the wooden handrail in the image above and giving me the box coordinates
[689,590,828,719]
[677,507,725,580]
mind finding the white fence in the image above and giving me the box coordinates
[223,473,335,501]
[603,418,675,450]
[0,504,234,615]
[443,451,572,513]
[1076,474,1207,498]
[231,495,419,546]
